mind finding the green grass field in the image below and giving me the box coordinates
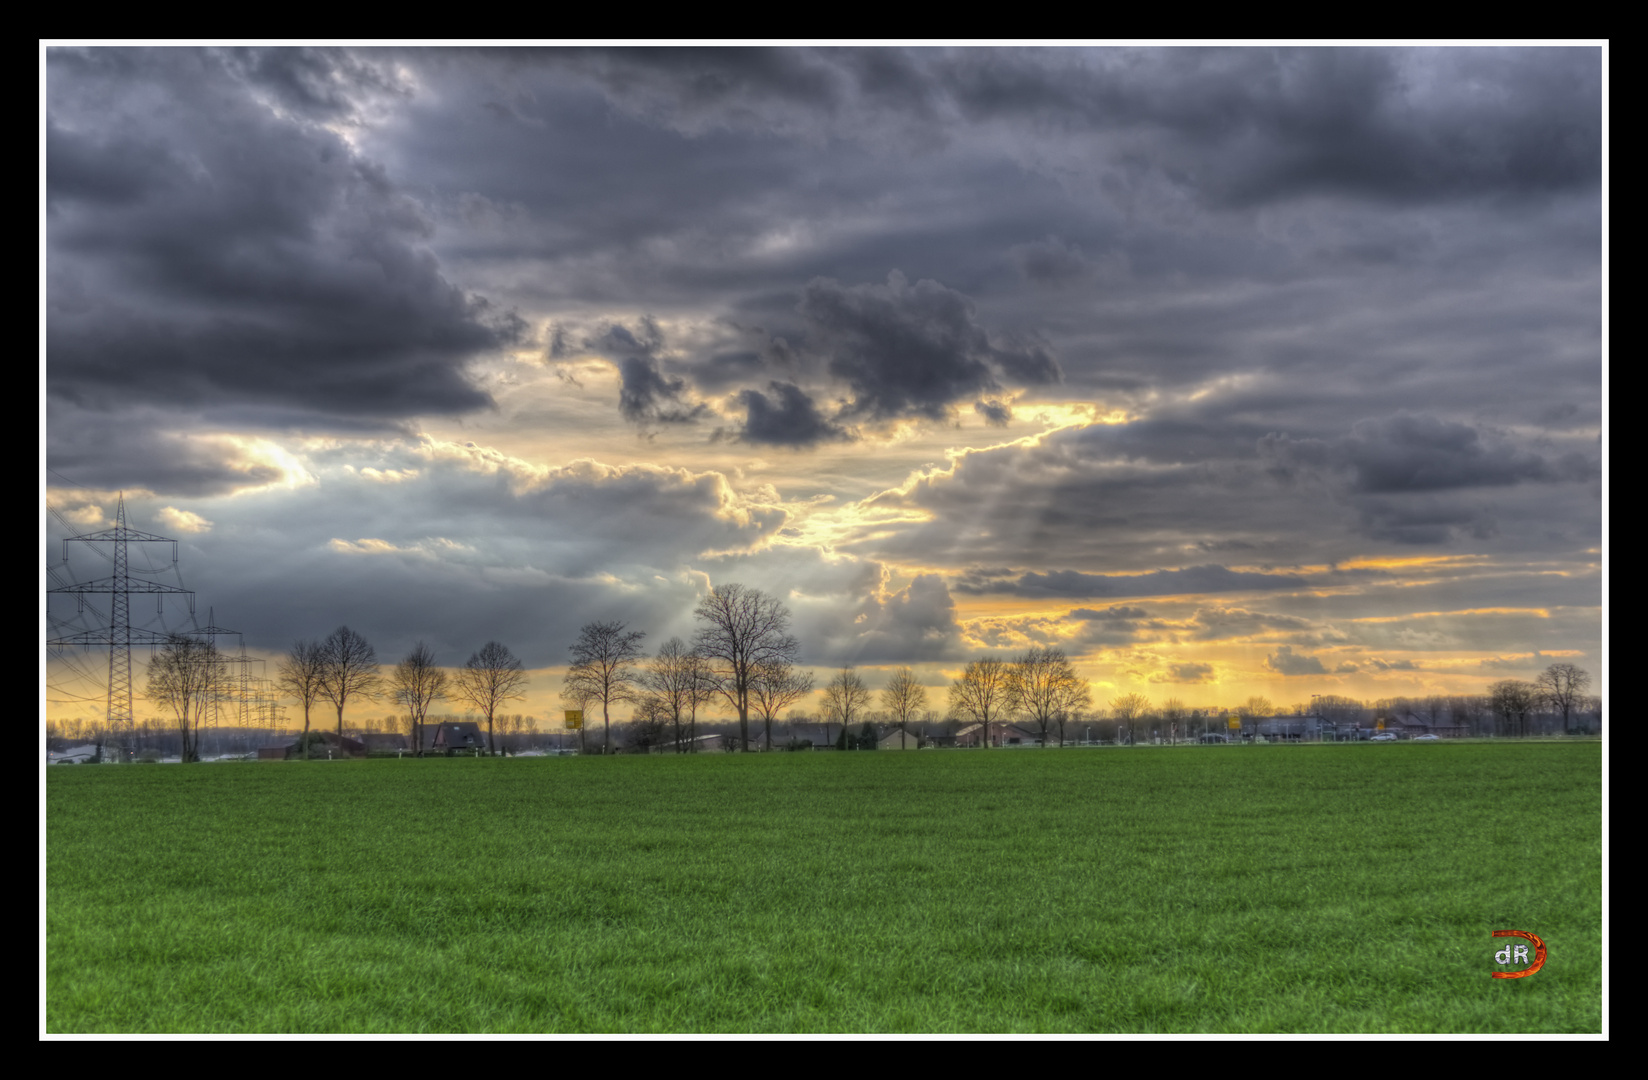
[45,741,1602,1033]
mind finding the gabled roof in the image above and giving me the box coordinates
[429,721,488,749]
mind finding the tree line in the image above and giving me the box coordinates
[127,583,1598,762]
[264,628,529,759]
[557,584,1097,753]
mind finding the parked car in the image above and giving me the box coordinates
[1412,734,1440,741]
[1370,733,1398,742]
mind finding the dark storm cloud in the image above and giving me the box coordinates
[1262,414,1595,495]
[1186,606,1316,642]
[592,320,707,428]
[974,399,1012,427]
[216,46,413,123]
[799,272,1060,423]
[956,565,1308,600]
[1008,236,1098,286]
[618,357,708,427]
[805,573,964,664]
[46,48,515,437]
[44,46,1602,689]
[1260,414,1600,544]
[549,46,1599,208]
[1265,646,1329,676]
[46,403,289,498]
[932,46,1600,207]
[853,415,1329,573]
[1150,662,1216,685]
[542,46,851,137]
[76,447,794,665]
[733,382,854,447]
[1070,605,1151,622]
[1066,604,1162,648]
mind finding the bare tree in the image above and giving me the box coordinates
[276,639,326,760]
[821,665,872,748]
[1535,663,1591,733]
[750,659,814,751]
[685,650,719,751]
[393,641,447,757]
[562,622,646,754]
[1005,647,1091,748]
[1109,692,1151,746]
[625,698,672,754]
[1446,694,1492,738]
[1160,697,1188,745]
[692,583,800,752]
[318,626,382,742]
[949,658,1011,748]
[456,641,530,755]
[880,666,928,749]
[146,633,231,762]
[641,637,710,753]
[1489,679,1539,738]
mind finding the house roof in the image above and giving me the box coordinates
[429,721,487,749]
[954,721,1038,740]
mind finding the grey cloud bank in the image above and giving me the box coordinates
[46,45,1602,705]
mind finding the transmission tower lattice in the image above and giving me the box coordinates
[47,494,194,739]
[193,608,267,743]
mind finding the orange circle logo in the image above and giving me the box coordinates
[1491,930,1546,978]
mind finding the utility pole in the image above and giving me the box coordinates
[47,494,193,759]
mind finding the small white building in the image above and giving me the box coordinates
[877,727,921,750]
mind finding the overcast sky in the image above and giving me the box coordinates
[44,45,1605,725]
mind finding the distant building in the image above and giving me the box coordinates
[47,743,102,764]
[786,723,835,749]
[877,727,922,750]
[651,732,734,753]
[955,721,1040,747]
[424,721,489,755]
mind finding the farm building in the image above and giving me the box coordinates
[785,723,835,749]
[955,721,1041,747]
[877,727,922,750]
[423,721,489,755]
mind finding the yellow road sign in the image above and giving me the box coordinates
[565,710,583,729]
[1227,717,1240,729]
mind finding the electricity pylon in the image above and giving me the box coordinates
[192,608,267,753]
[47,494,194,750]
